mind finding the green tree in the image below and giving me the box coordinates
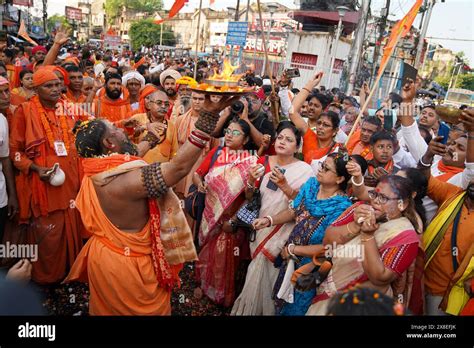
[129,19,176,50]
[105,0,163,25]
[47,15,72,34]
[434,75,451,90]
[455,74,474,91]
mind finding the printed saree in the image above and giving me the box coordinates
[195,152,257,307]
[272,178,352,315]
[306,215,420,315]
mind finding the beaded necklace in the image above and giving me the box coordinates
[33,96,71,154]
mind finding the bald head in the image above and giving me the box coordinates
[145,90,170,120]
[82,76,94,96]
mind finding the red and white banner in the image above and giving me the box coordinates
[65,6,82,21]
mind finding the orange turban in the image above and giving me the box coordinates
[32,67,60,87]
[42,65,70,86]
[65,57,80,66]
[136,84,158,113]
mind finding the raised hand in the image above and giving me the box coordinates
[401,78,416,102]
[305,71,323,90]
[460,108,474,132]
[426,136,448,158]
[346,159,363,178]
[54,26,71,46]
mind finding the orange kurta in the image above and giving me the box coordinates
[346,129,373,160]
[93,88,132,123]
[65,89,87,104]
[302,128,339,164]
[128,113,179,163]
[9,98,83,284]
[65,166,171,315]
[424,177,474,296]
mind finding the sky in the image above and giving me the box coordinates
[47,0,473,63]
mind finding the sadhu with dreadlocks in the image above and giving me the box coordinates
[64,94,240,315]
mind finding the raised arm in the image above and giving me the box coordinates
[289,72,323,133]
[116,95,239,200]
[359,82,370,117]
[43,26,70,66]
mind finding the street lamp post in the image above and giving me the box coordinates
[326,5,349,89]
[261,3,278,76]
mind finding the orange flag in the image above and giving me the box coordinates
[377,0,423,78]
[18,20,38,46]
[154,0,187,24]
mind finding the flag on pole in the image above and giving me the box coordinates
[18,20,38,46]
[153,0,187,24]
[377,0,423,78]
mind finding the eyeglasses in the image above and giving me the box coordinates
[224,128,243,137]
[318,161,336,174]
[150,100,170,108]
[368,190,400,204]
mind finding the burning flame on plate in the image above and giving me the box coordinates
[207,59,243,82]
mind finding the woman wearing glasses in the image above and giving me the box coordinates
[194,119,257,307]
[231,121,314,315]
[121,90,178,163]
[252,151,353,315]
[302,175,422,315]
[288,72,347,175]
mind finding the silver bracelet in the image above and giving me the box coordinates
[287,243,296,257]
[419,157,432,167]
[351,176,364,187]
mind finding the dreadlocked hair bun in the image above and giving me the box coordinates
[73,119,108,158]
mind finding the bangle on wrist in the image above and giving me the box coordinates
[419,157,432,167]
[302,87,312,93]
[360,235,375,242]
[351,176,364,187]
[265,215,273,227]
[287,243,296,257]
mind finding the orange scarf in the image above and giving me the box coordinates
[66,89,87,103]
[368,159,395,175]
[437,161,464,182]
[82,154,179,290]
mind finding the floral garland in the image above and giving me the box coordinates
[33,96,70,154]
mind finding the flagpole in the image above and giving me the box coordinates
[256,0,279,126]
[193,0,203,80]
[345,29,404,145]
[160,23,163,46]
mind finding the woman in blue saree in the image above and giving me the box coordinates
[253,151,353,315]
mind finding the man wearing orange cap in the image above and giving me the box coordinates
[92,72,132,123]
[9,67,83,284]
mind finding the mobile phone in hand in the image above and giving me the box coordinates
[266,167,286,191]
[437,123,450,145]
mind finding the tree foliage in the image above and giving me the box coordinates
[129,19,176,50]
[105,0,163,24]
[47,15,72,34]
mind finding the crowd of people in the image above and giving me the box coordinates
[0,27,473,317]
